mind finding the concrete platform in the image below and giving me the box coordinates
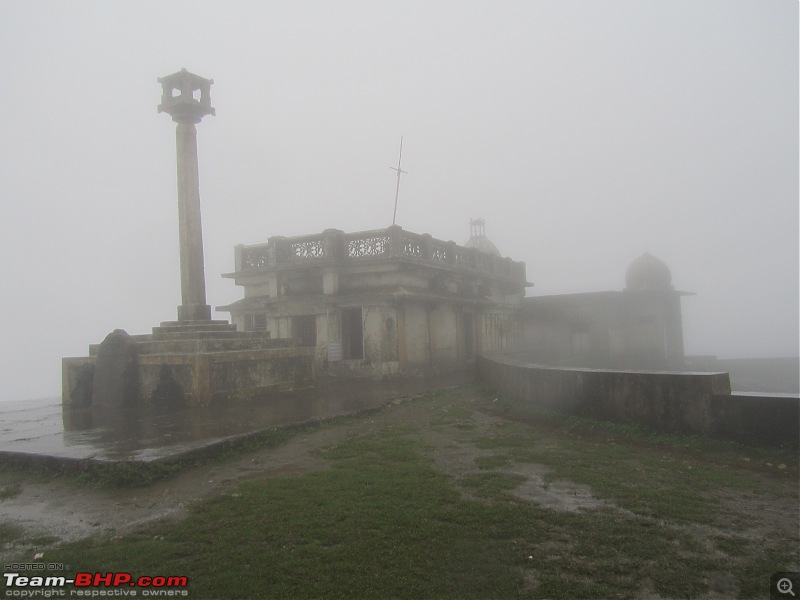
[0,374,471,466]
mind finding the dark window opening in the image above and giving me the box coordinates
[293,315,317,347]
[341,307,364,360]
[245,314,268,332]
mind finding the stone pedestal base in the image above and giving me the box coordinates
[63,320,316,408]
[178,304,211,322]
[154,320,236,335]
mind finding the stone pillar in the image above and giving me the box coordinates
[388,224,403,257]
[323,270,339,295]
[158,68,216,322]
[175,121,211,321]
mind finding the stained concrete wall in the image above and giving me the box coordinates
[430,304,458,367]
[477,354,799,447]
[478,312,522,354]
[403,303,430,366]
[140,347,316,406]
[363,304,398,365]
[62,356,96,408]
[64,347,316,408]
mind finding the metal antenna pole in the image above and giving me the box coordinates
[390,136,407,226]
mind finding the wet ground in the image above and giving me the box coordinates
[0,390,448,557]
[1,382,796,587]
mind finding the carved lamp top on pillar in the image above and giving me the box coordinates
[159,68,215,322]
[157,68,215,124]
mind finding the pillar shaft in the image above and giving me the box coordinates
[175,121,211,321]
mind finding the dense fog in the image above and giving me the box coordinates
[0,1,796,401]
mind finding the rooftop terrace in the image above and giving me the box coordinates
[224,225,529,284]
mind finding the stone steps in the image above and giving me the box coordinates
[152,320,237,335]
[89,327,292,356]
[152,330,281,342]
[134,337,293,355]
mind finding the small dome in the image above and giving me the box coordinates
[625,253,673,290]
[465,236,501,256]
[464,218,501,257]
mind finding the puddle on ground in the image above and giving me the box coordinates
[504,463,604,512]
[422,413,604,512]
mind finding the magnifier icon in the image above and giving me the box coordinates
[778,578,796,596]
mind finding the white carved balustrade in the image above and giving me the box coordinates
[233,226,526,284]
[346,229,391,258]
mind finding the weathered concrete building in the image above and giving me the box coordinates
[521,253,690,370]
[217,217,690,379]
[218,223,530,378]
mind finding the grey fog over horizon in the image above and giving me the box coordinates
[0,1,797,402]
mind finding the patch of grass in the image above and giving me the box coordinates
[34,433,540,599]
[473,429,765,523]
[474,454,512,470]
[732,542,800,598]
[460,472,526,498]
[25,534,59,547]
[430,403,475,427]
[713,534,752,556]
[0,483,21,500]
[0,522,24,544]
[472,396,797,524]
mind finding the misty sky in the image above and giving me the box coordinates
[0,1,797,402]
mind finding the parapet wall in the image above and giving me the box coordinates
[477,354,799,447]
[231,225,527,283]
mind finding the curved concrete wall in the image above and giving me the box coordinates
[477,354,798,447]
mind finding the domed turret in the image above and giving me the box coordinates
[625,253,673,291]
[464,218,501,257]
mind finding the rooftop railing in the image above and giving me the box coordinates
[234,225,526,282]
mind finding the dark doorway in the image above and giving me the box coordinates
[293,315,317,347]
[341,307,364,360]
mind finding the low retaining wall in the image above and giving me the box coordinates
[477,354,799,447]
[707,392,800,447]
